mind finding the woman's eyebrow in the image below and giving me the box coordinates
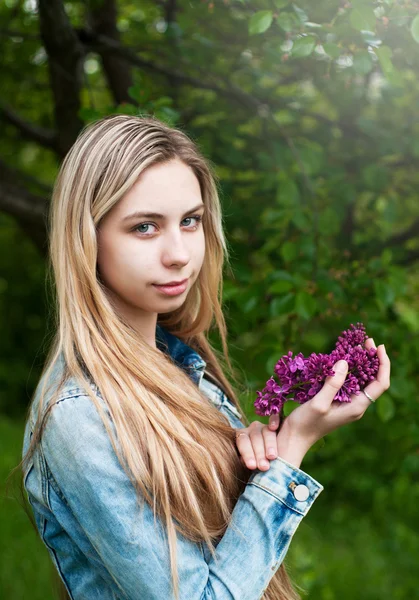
[122,203,205,223]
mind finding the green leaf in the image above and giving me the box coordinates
[374,280,395,308]
[377,394,395,422]
[292,4,308,23]
[381,248,393,266]
[323,43,341,60]
[295,291,318,319]
[276,11,298,32]
[374,45,393,76]
[291,35,317,58]
[78,107,103,122]
[276,177,300,207]
[222,281,239,302]
[296,141,324,175]
[270,293,295,317]
[153,96,173,108]
[389,5,411,27]
[273,0,289,8]
[353,50,373,75]
[272,109,296,126]
[268,280,294,294]
[350,7,376,32]
[411,14,419,43]
[115,103,141,116]
[127,84,142,103]
[243,296,258,313]
[280,240,298,262]
[291,209,311,232]
[249,10,273,35]
[362,163,389,190]
[386,70,404,88]
[318,207,340,236]
[270,270,298,283]
[395,301,419,332]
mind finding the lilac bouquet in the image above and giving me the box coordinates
[254,323,379,417]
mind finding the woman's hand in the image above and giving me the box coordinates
[282,338,391,448]
[235,414,281,471]
[235,337,391,471]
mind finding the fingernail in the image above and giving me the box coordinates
[248,460,256,468]
[371,338,376,348]
[335,360,348,372]
[260,460,269,468]
[268,447,276,458]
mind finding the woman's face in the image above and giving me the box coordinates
[96,158,206,342]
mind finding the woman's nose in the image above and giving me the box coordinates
[162,232,191,266]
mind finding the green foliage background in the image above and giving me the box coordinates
[1,0,418,598]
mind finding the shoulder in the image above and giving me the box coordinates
[39,387,118,482]
[29,353,107,431]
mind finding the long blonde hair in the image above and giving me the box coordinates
[14,114,303,600]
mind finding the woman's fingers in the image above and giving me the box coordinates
[236,430,256,469]
[359,343,391,405]
[262,426,278,461]
[311,359,349,413]
[235,423,278,470]
[249,424,272,470]
[332,341,391,420]
[268,413,280,431]
[364,337,375,351]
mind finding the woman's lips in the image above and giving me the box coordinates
[152,279,188,296]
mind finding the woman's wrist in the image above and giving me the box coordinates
[275,420,310,469]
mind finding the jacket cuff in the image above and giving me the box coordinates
[247,455,324,517]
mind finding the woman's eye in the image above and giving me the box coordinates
[134,223,157,235]
[182,216,202,228]
[133,215,203,236]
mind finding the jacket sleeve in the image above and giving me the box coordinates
[41,393,324,600]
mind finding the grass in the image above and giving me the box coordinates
[0,415,57,600]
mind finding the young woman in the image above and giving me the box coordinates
[19,114,390,600]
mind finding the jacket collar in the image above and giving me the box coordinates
[155,324,206,387]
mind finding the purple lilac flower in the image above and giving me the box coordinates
[254,322,379,417]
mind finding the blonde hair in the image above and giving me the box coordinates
[14,114,303,600]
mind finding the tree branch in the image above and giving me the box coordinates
[355,218,419,260]
[164,0,182,105]
[0,28,40,40]
[385,219,419,249]
[398,249,419,266]
[0,160,49,255]
[79,29,244,101]
[0,103,58,152]
[87,0,134,106]
[37,0,85,156]
[165,0,178,24]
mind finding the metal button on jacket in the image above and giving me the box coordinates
[293,484,310,501]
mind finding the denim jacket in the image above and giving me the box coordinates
[22,324,324,600]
